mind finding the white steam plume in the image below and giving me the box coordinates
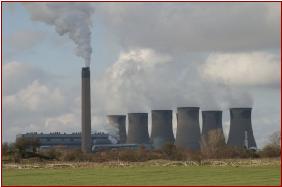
[24,3,94,66]
[93,48,256,117]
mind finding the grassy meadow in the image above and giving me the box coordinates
[3,164,281,186]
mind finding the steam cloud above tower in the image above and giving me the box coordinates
[24,3,95,66]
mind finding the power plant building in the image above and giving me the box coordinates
[227,108,257,149]
[16,132,111,149]
[175,107,201,150]
[127,113,150,144]
[107,115,127,144]
[202,110,225,143]
[81,67,92,153]
[151,110,175,149]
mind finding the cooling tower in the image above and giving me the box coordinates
[151,110,175,149]
[107,115,127,144]
[175,107,201,150]
[227,108,257,148]
[202,111,225,143]
[81,67,92,153]
[127,113,150,144]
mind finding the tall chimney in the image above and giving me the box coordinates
[127,113,150,144]
[175,107,201,150]
[151,110,174,149]
[107,115,127,144]
[81,67,92,153]
[227,108,257,149]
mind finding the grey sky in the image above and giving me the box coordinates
[2,2,281,148]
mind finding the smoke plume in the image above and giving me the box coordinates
[24,3,94,66]
[93,48,256,117]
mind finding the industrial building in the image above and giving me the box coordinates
[202,110,225,143]
[227,108,257,149]
[81,67,92,153]
[16,132,111,149]
[175,107,201,150]
[107,115,127,144]
[127,113,150,144]
[151,110,174,149]
[17,107,257,152]
[16,67,258,153]
[77,63,256,153]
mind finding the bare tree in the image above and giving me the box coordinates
[260,131,281,158]
[201,129,226,158]
[15,137,40,157]
[269,131,280,147]
[2,142,9,155]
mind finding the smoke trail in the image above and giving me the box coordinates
[24,3,94,66]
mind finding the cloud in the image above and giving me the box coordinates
[3,61,51,95]
[44,113,79,132]
[94,48,257,116]
[200,52,281,88]
[2,50,280,148]
[92,48,259,141]
[3,3,280,148]
[6,30,45,52]
[98,3,280,53]
[4,80,65,112]
[2,62,77,142]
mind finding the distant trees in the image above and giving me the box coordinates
[259,131,280,158]
[15,137,40,157]
[2,142,9,155]
[2,131,280,163]
[161,143,186,160]
[200,129,226,158]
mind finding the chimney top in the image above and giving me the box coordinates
[82,67,90,78]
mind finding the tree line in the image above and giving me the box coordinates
[2,130,280,163]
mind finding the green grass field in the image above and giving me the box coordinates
[3,165,281,186]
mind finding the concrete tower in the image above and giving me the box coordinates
[107,115,127,144]
[175,107,201,150]
[81,67,92,153]
[127,113,150,144]
[151,110,175,149]
[202,111,225,143]
[227,108,257,148]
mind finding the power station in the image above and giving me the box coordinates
[127,113,150,144]
[151,110,174,149]
[16,70,258,153]
[227,108,257,149]
[81,67,92,153]
[202,110,225,143]
[107,115,127,144]
[175,107,201,150]
[18,106,257,151]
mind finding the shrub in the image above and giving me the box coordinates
[2,143,9,156]
[259,131,281,158]
[259,145,280,158]
[161,144,187,161]
[15,137,40,158]
[59,149,85,161]
[40,148,62,160]
[200,129,227,159]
